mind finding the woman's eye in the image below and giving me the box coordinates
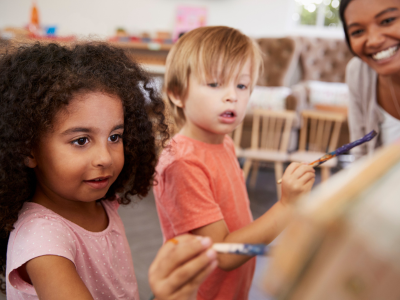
[208,83,219,88]
[237,84,248,90]
[350,29,363,37]
[382,17,396,25]
[109,134,122,143]
[72,137,89,146]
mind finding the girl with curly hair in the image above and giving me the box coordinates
[0,42,217,300]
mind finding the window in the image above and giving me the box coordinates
[293,0,341,28]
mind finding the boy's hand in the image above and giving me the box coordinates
[280,162,315,206]
[149,234,218,300]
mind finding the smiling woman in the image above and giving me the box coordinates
[340,0,400,159]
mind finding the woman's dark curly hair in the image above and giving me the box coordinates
[339,0,355,54]
[0,42,169,292]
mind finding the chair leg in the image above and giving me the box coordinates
[274,162,283,201]
[249,161,260,188]
[321,167,330,182]
[242,159,252,183]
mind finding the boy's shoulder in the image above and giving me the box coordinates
[157,134,236,174]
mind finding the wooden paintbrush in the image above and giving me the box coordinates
[277,130,378,184]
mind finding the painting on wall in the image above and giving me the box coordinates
[173,6,207,41]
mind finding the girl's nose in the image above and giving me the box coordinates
[92,145,113,168]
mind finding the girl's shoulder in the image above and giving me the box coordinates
[14,202,63,227]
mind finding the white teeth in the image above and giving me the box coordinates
[372,46,399,61]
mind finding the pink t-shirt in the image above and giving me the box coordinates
[6,200,139,300]
[154,134,255,300]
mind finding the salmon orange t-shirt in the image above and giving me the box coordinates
[154,134,255,300]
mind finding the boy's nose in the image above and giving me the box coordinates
[224,85,238,103]
[92,145,113,168]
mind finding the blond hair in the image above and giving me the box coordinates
[164,26,263,127]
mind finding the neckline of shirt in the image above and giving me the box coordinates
[174,134,228,150]
[23,201,115,237]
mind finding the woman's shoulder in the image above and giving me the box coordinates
[346,57,376,85]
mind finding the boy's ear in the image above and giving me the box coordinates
[24,154,37,168]
[168,92,184,108]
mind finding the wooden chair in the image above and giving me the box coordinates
[229,121,244,157]
[289,110,347,182]
[240,109,296,200]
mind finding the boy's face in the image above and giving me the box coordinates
[178,59,252,144]
[28,92,125,206]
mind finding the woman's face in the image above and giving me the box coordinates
[345,0,400,75]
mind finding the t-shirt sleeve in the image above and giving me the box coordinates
[7,216,77,295]
[159,159,224,235]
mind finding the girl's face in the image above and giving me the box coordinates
[29,92,125,205]
[345,0,400,75]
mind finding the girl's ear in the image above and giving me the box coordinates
[168,92,184,108]
[24,154,37,168]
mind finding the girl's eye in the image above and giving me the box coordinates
[109,134,122,143]
[237,84,248,90]
[208,83,219,88]
[382,17,396,25]
[72,137,89,146]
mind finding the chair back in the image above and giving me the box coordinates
[297,36,353,83]
[250,109,296,153]
[256,37,299,87]
[298,110,347,153]
[230,122,244,149]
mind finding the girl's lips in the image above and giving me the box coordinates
[84,178,110,189]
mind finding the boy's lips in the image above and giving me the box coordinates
[84,176,111,189]
[219,110,237,124]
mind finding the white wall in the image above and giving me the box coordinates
[0,0,299,39]
[0,0,344,39]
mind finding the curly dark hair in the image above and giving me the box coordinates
[339,0,355,54]
[0,42,169,292]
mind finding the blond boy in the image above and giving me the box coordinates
[154,26,315,300]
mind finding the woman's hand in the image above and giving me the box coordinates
[149,234,218,300]
[280,162,315,206]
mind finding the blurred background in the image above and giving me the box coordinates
[1,1,358,300]
[0,0,344,40]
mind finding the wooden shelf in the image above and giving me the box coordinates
[109,41,173,51]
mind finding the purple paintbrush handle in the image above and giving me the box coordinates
[333,130,377,156]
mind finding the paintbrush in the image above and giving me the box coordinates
[277,130,378,184]
[212,243,269,256]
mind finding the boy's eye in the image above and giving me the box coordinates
[207,83,219,88]
[109,134,122,143]
[237,84,248,90]
[72,137,89,146]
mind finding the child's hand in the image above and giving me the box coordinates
[280,162,315,206]
[149,234,218,300]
